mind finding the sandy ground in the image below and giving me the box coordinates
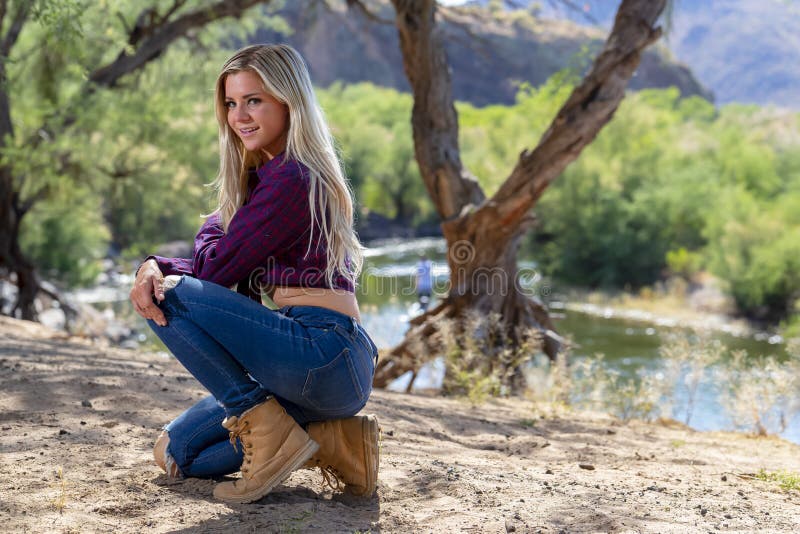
[1,316,799,533]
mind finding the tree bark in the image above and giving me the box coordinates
[374,0,666,390]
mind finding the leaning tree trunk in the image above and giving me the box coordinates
[373,0,666,390]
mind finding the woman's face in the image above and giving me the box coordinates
[224,70,288,159]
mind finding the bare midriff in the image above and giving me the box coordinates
[270,286,361,323]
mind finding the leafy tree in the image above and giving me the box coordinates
[0,0,278,319]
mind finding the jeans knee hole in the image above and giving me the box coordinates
[163,274,184,293]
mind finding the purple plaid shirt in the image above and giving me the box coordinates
[147,155,355,301]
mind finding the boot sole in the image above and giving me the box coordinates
[215,439,320,504]
[351,414,379,496]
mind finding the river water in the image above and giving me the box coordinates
[75,237,799,444]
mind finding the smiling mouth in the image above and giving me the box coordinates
[240,126,259,135]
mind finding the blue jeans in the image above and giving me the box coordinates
[147,275,377,478]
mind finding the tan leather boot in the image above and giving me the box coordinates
[213,398,319,503]
[304,414,380,496]
[153,430,181,477]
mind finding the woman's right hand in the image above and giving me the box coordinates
[130,259,168,326]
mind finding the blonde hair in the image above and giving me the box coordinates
[211,44,362,288]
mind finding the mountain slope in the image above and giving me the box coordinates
[518,0,800,108]
[254,2,711,107]
[669,0,800,107]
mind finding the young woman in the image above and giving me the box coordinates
[129,44,379,503]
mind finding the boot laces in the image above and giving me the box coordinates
[227,419,251,454]
[318,463,344,492]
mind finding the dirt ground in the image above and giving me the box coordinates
[1,316,799,533]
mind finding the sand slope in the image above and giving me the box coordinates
[1,316,798,533]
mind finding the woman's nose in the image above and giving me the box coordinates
[232,104,251,123]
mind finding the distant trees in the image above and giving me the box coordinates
[5,0,798,348]
[321,80,800,331]
[319,84,435,225]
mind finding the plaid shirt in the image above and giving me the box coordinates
[148,156,355,301]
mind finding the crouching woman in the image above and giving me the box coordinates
[129,44,379,503]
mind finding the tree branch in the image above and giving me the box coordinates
[457,0,666,242]
[89,0,266,89]
[0,2,30,57]
[159,0,189,27]
[25,0,269,151]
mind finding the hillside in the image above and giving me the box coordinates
[668,0,800,108]
[2,315,799,532]
[255,1,711,107]
[524,0,800,109]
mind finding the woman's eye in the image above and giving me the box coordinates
[247,98,261,106]
[225,101,235,109]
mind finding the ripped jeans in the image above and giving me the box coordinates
[147,275,377,478]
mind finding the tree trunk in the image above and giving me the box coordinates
[374,0,666,391]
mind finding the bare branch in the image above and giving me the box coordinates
[125,7,159,48]
[16,187,47,218]
[97,158,158,181]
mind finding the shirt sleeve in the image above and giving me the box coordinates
[144,256,193,277]
[144,215,221,277]
[191,160,311,289]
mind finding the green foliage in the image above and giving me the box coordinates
[318,83,435,225]
[665,247,703,279]
[755,469,800,492]
[703,188,800,318]
[85,44,225,256]
[461,84,800,325]
[451,77,800,324]
[5,1,286,286]
[458,75,574,192]
[7,0,800,335]
[529,89,717,288]
[21,189,109,286]
[286,78,800,326]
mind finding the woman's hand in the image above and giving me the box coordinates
[130,259,167,326]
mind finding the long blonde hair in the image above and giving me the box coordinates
[211,44,362,288]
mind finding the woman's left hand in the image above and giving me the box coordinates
[130,259,168,326]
